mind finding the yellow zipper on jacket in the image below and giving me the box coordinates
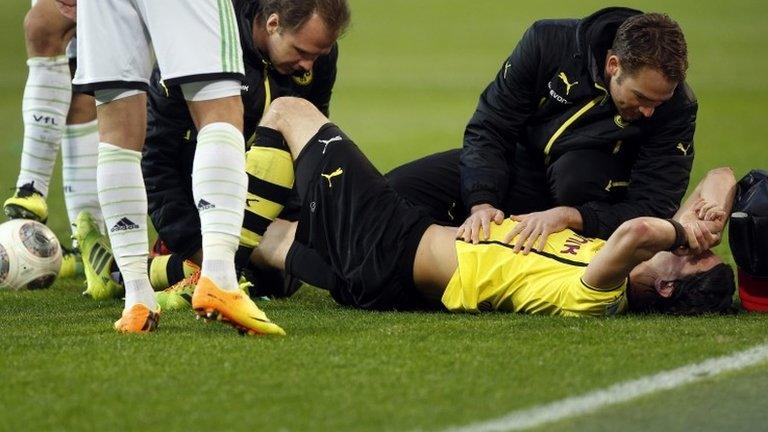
[543,83,609,163]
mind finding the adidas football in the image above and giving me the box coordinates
[0,219,62,291]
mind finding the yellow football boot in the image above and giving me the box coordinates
[73,211,124,300]
[58,245,84,279]
[4,182,48,223]
[156,269,200,311]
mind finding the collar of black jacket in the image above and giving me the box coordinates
[234,0,270,67]
[575,7,643,87]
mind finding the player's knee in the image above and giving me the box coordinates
[66,94,97,124]
[24,10,63,56]
[262,97,320,132]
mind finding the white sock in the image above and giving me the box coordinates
[193,122,246,291]
[17,55,72,196]
[62,120,104,236]
[97,142,156,310]
[124,279,158,311]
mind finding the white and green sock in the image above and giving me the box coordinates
[16,55,72,196]
[193,122,246,292]
[97,142,156,310]
[62,120,104,236]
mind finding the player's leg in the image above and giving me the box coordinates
[61,50,104,236]
[385,149,467,225]
[260,97,436,310]
[142,0,281,335]
[547,149,630,207]
[73,0,159,332]
[4,0,76,222]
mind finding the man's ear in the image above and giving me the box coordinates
[266,13,281,35]
[657,280,676,298]
[606,54,621,77]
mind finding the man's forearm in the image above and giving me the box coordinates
[674,167,736,221]
[562,206,583,231]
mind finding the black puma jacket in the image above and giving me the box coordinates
[461,7,696,238]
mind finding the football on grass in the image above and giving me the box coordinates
[0,219,62,291]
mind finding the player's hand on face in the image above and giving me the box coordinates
[503,207,572,255]
[693,198,726,227]
[675,219,721,256]
[54,0,77,21]
[456,204,504,244]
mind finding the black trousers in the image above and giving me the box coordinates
[385,147,631,225]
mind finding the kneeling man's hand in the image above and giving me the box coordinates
[504,207,578,254]
[456,204,505,244]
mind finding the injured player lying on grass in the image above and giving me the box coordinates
[243,96,736,317]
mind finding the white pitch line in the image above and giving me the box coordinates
[445,342,768,432]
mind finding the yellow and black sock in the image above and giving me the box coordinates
[148,254,199,290]
[237,126,294,269]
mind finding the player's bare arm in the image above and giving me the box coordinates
[582,167,735,290]
[674,167,736,253]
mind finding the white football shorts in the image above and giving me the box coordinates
[72,0,244,93]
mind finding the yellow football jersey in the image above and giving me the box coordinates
[442,219,628,317]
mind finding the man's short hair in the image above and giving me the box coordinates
[657,263,736,315]
[611,13,688,83]
[256,0,351,36]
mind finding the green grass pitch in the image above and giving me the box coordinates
[2,1,768,431]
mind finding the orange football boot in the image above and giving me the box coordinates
[114,304,161,333]
[191,276,285,336]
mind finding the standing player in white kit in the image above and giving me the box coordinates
[72,0,284,335]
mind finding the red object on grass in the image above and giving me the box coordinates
[738,268,768,312]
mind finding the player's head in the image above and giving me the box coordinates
[605,13,688,121]
[253,0,351,75]
[627,251,735,315]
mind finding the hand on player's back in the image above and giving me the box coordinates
[456,204,504,244]
[504,207,575,255]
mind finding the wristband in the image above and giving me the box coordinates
[666,219,688,251]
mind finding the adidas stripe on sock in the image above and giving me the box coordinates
[193,122,246,291]
[97,142,156,309]
[16,56,72,196]
[62,120,104,236]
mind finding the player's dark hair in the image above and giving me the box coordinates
[256,0,351,35]
[656,263,736,315]
[611,13,688,82]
